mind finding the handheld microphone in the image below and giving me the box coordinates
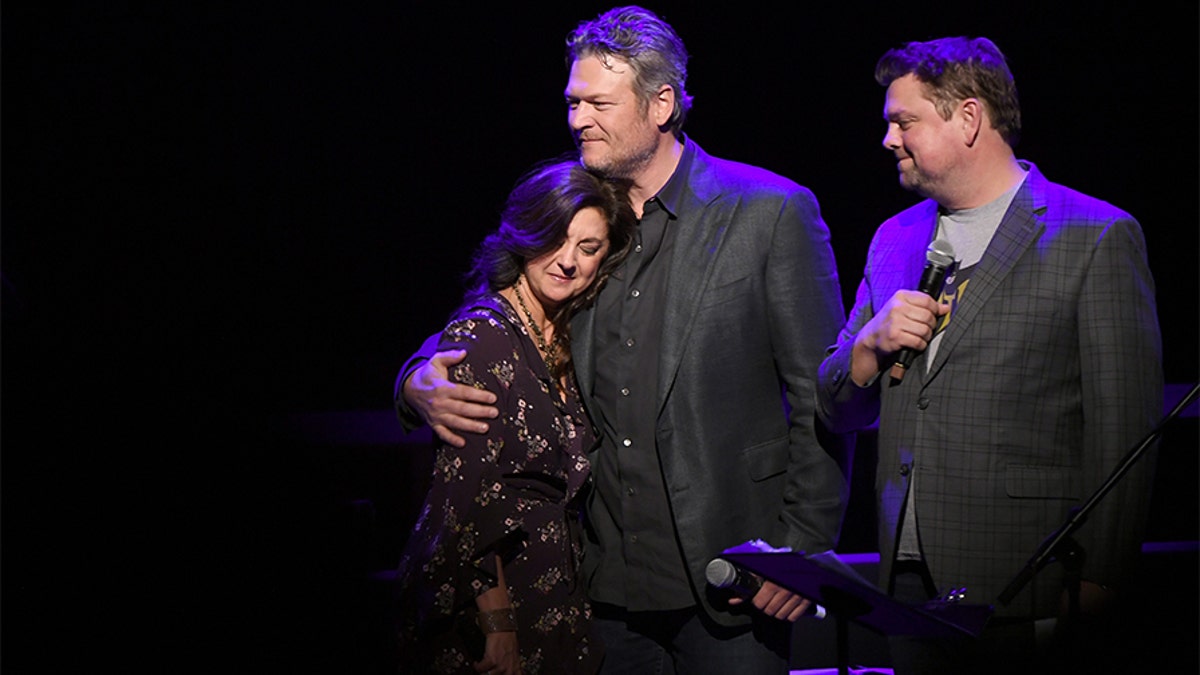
[889,238,955,383]
[705,558,826,619]
[705,557,763,597]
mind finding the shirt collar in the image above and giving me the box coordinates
[640,134,694,220]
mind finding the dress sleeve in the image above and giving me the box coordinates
[430,307,529,601]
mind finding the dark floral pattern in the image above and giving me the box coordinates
[396,294,602,674]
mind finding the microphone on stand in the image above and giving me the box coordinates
[889,238,956,383]
[705,558,826,619]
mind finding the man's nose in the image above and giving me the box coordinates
[569,105,591,131]
[882,125,900,150]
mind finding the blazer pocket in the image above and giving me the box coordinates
[742,436,789,482]
[698,275,751,310]
[1004,464,1081,499]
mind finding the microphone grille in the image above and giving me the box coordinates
[926,239,955,267]
[705,558,737,588]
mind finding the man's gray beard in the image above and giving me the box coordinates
[583,138,657,180]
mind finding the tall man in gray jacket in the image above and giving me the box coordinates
[396,6,848,673]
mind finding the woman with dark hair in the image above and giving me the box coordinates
[395,158,635,675]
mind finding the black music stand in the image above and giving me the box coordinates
[721,544,993,675]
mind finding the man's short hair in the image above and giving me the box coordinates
[566,5,694,135]
[876,36,1022,146]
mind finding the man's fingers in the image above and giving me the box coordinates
[769,596,807,622]
[429,409,493,436]
[752,582,814,622]
[450,411,493,434]
[430,349,468,366]
[784,598,812,622]
[431,424,468,449]
[423,385,498,419]
[445,385,498,407]
[428,399,498,428]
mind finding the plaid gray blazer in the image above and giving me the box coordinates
[818,162,1163,618]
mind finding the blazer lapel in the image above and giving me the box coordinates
[570,307,597,394]
[923,168,1047,383]
[891,202,941,303]
[658,162,727,410]
[871,202,939,379]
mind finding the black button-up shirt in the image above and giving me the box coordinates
[587,145,696,610]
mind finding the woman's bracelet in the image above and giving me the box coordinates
[477,607,518,633]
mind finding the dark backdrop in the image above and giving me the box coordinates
[4,2,1196,672]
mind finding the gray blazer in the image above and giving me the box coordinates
[573,139,849,626]
[818,163,1163,618]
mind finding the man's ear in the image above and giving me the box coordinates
[959,97,983,146]
[653,85,675,127]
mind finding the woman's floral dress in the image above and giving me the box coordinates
[395,293,603,674]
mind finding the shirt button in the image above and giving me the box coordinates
[631,289,640,298]
[635,244,643,252]
[620,387,630,396]
[627,486,636,496]
[899,463,911,477]
[622,438,632,447]
[625,338,636,348]
[630,534,638,543]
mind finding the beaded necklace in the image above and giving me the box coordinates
[512,274,563,374]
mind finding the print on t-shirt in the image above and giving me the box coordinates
[933,260,971,337]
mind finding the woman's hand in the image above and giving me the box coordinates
[474,630,521,675]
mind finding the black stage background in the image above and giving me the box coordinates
[4,2,1197,672]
